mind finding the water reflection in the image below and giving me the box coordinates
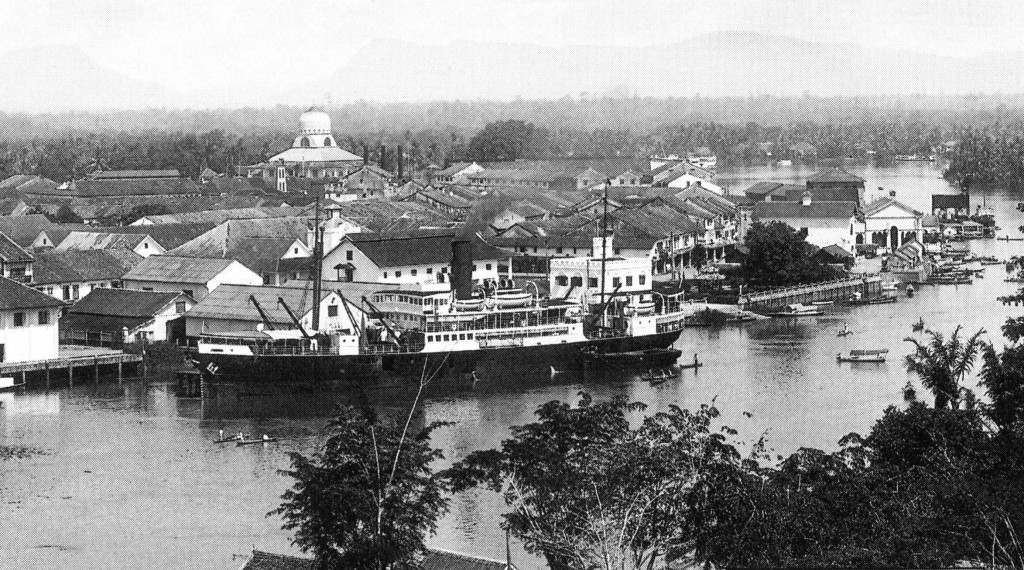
[1,163,1023,569]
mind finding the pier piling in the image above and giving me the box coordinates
[45,362,50,391]
[94,356,99,387]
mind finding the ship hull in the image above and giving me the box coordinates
[191,329,683,385]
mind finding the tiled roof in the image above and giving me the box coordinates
[0,214,55,246]
[123,256,238,284]
[745,181,784,197]
[59,312,153,334]
[783,187,859,202]
[816,244,855,260]
[806,167,864,184]
[437,162,473,177]
[54,179,203,198]
[753,201,859,220]
[139,206,307,226]
[67,287,185,317]
[0,232,33,262]
[420,188,472,209]
[863,197,923,217]
[32,249,142,284]
[237,550,314,570]
[54,231,150,252]
[90,169,181,180]
[932,194,969,210]
[235,549,515,570]
[0,276,65,310]
[345,232,511,269]
[167,218,311,271]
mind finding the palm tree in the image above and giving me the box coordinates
[904,326,986,409]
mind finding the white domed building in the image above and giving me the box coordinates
[243,107,363,190]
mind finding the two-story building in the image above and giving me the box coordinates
[0,232,34,283]
[752,192,862,255]
[122,256,263,301]
[861,197,924,252]
[32,249,142,302]
[0,276,63,363]
[322,232,510,287]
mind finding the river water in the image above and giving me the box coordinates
[2,163,1024,569]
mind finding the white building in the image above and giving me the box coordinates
[752,193,862,255]
[54,231,165,258]
[122,256,263,301]
[242,107,363,186]
[60,288,194,343]
[548,236,652,306]
[861,197,924,252]
[0,276,63,363]
[184,284,368,338]
[322,233,509,287]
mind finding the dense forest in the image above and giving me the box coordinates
[4,94,1024,183]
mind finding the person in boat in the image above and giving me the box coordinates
[263,434,269,442]
[219,429,224,441]
[237,431,244,441]
[842,322,849,334]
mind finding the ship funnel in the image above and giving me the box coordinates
[451,238,474,300]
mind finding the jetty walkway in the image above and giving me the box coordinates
[0,346,143,389]
[739,275,883,311]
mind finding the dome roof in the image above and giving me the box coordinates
[299,106,331,135]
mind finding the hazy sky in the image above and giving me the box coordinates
[1,0,1021,106]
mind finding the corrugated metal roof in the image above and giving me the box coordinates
[0,214,55,246]
[123,256,237,284]
[863,197,923,217]
[54,231,150,252]
[185,283,330,323]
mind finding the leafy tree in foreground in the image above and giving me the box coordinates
[741,220,839,288]
[904,325,986,410]
[273,404,449,570]
[446,393,747,570]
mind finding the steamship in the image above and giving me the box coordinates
[190,214,694,385]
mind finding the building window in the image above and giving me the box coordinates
[570,276,583,287]
[612,277,621,288]
[485,263,492,271]
[626,276,633,286]
[556,247,563,254]
[175,301,187,313]
[327,305,339,317]
[427,267,433,274]
[38,310,49,325]
[639,275,646,285]
[556,275,568,286]
[301,137,310,147]
[589,277,598,288]
[395,271,402,278]
[441,267,447,273]
[72,285,80,300]
[533,247,538,253]
[13,312,25,327]
[614,248,621,255]
[473,265,477,271]
[346,250,353,261]
[383,272,388,278]
[143,242,149,249]
[62,285,70,300]
[142,287,154,292]
[411,269,417,276]
[294,247,299,254]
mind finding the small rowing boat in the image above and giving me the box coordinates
[767,303,824,317]
[643,369,675,385]
[837,349,888,363]
[237,437,277,446]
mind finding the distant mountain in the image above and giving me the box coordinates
[0,45,184,112]
[296,32,1024,103]
[9,34,1024,112]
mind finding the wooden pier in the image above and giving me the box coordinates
[0,346,143,389]
[739,275,883,311]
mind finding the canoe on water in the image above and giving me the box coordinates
[236,438,278,446]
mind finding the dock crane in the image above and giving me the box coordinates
[277,297,312,339]
[248,295,276,331]
[335,290,362,336]
[585,284,623,329]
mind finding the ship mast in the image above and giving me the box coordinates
[599,182,609,326]
[311,192,323,332]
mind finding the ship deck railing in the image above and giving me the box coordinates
[424,315,577,333]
